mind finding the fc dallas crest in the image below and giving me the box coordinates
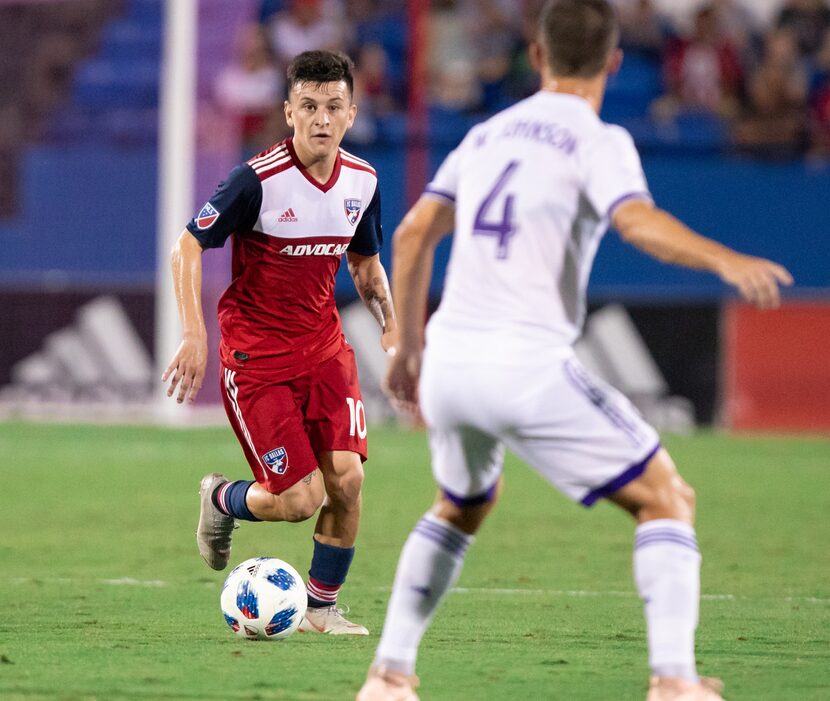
[344,198,362,225]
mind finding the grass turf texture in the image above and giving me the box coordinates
[1,422,828,700]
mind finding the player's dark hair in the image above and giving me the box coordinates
[538,0,619,78]
[286,50,355,98]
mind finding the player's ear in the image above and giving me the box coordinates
[606,48,623,76]
[529,41,544,74]
[347,102,357,128]
[284,100,293,128]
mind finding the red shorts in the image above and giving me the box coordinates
[220,344,368,494]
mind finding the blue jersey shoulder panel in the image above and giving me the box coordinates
[186,164,262,248]
[347,183,382,256]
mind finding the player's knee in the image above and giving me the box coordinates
[325,463,364,507]
[278,477,325,522]
[643,479,695,523]
[434,482,500,535]
[283,490,324,522]
[679,480,696,516]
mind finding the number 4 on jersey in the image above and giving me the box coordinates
[473,160,519,259]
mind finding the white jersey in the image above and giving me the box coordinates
[425,91,651,354]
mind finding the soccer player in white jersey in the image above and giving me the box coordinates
[357,1,793,699]
[163,51,397,635]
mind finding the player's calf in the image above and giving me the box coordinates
[608,451,706,689]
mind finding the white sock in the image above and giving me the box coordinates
[374,512,473,675]
[634,519,701,683]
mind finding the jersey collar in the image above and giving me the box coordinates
[285,137,342,193]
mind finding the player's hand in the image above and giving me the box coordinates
[719,253,793,309]
[384,350,421,414]
[162,336,207,404]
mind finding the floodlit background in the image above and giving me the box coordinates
[0,0,829,433]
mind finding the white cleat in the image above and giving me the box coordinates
[356,666,420,701]
[297,605,369,635]
[646,676,726,701]
[196,472,235,571]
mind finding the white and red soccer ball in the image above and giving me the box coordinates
[220,557,307,641]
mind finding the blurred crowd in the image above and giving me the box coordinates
[213,0,545,155]
[0,0,117,216]
[616,0,830,158]
[215,0,830,160]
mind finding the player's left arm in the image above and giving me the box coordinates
[346,251,398,354]
[612,198,794,309]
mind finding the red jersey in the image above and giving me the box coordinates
[186,138,382,380]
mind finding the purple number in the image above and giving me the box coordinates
[473,161,519,259]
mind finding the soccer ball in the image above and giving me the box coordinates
[220,557,307,641]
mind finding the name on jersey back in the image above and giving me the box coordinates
[497,119,577,155]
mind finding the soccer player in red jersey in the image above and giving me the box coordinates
[163,51,397,635]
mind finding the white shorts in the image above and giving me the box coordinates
[419,343,660,507]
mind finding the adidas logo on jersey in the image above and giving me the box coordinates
[278,208,298,223]
[279,243,350,257]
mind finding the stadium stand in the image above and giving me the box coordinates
[0,0,829,429]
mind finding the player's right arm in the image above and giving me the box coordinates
[162,230,208,404]
[384,196,455,407]
[161,163,263,404]
[612,199,793,309]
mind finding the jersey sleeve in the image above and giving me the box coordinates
[582,126,652,219]
[423,146,462,205]
[347,182,382,256]
[185,164,262,248]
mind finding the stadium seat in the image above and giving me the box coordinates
[603,50,662,122]
[99,21,162,62]
[73,58,159,109]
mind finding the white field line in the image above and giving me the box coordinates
[450,587,829,604]
[6,578,829,604]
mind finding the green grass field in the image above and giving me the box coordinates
[1,422,828,700]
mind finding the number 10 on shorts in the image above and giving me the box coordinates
[346,397,367,438]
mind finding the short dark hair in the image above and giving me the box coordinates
[286,50,355,97]
[538,0,619,78]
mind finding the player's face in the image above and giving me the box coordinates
[285,80,356,162]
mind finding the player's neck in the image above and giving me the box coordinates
[291,139,338,184]
[541,75,607,114]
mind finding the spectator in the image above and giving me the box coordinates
[458,0,523,110]
[428,0,482,112]
[734,28,808,155]
[654,4,743,120]
[214,24,284,156]
[712,0,758,56]
[776,0,830,58]
[355,42,399,115]
[266,0,347,68]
